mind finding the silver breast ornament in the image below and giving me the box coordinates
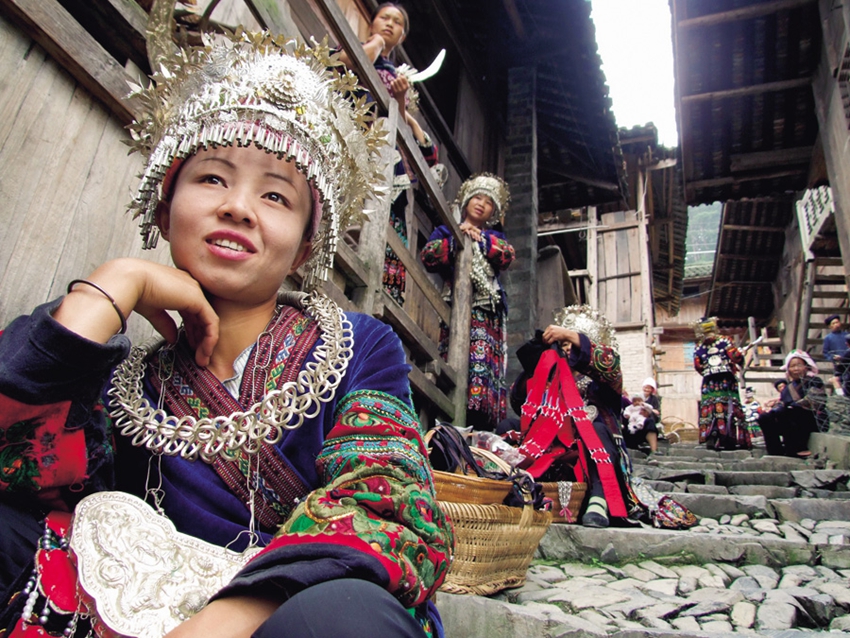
[70,492,260,638]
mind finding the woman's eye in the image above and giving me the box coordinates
[201,174,224,185]
[266,192,288,206]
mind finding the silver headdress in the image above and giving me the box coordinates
[127,30,388,290]
[455,172,511,225]
[553,304,618,349]
[690,316,719,340]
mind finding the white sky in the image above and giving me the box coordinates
[590,0,679,148]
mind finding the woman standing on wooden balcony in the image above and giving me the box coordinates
[339,3,439,308]
[420,174,515,431]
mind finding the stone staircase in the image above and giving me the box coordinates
[436,439,850,637]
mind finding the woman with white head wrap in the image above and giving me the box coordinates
[756,350,826,458]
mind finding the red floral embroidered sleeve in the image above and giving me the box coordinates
[0,302,124,511]
[419,226,454,272]
[247,390,453,608]
[569,334,623,395]
[481,230,515,272]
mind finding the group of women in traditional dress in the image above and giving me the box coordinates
[693,316,826,458]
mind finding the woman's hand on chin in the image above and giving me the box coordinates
[55,258,219,367]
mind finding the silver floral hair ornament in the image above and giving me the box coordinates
[127,30,389,290]
[690,316,719,341]
[553,304,619,349]
[455,172,511,226]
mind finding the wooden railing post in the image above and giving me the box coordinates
[351,100,399,316]
[446,235,473,428]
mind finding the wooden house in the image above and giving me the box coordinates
[669,0,850,412]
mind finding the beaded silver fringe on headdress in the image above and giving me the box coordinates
[553,304,618,349]
[126,30,389,290]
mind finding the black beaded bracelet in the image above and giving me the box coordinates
[66,279,128,335]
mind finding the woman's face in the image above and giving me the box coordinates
[787,357,808,380]
[643,384,654,396]
[371,6,406,52]
[464,194,495,228]
[158,145,313,308]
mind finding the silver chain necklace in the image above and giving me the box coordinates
[108,291,353,463]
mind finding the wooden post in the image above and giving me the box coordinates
[747,315,760,367]
[586,207,598,307]
[351,100,399,316]
[796,258,817,351]
[446,236,473,429]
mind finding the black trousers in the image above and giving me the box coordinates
[253,579,426,638]
[757,408,816,456]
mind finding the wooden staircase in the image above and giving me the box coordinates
[800,256,850,365]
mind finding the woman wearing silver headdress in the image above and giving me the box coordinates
[692,317,751,450]
[420,173,515,431]
[511,305,631,527]
[0,33,451,638]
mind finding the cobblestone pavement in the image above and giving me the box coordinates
[436,444,850,637]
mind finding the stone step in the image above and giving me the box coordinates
[437,571,850,637]
[770,498,850,524]
[635,456,815,474]
[538,524,816,568]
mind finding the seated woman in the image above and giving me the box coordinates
[512,305,636,528]
[0,35,451,638]
[757,350,825,458]
[622,395,659,454]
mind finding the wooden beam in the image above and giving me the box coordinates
[681,77,812,104]
[717,254,779,261]
[103,0,148,35]
[1,0,141,122]
[502,0,526,40]
[407,364,455,420]
[722,224,786,233]
[334,241,369,288]
[540,165,621,192]
[677,0,816,30]
[597,271,642,283]
[689,167,808,190]
[597,220,641,234]
[713,280,775,286]
[730,147,813,173]
[242,0,300,38]
[380,296,457,388]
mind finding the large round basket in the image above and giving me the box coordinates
[438,502,551,596]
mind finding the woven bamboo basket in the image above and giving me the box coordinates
[433,470,513,505]
[432,446,518,505]
[438,501,552,595]
[539,481,587,524]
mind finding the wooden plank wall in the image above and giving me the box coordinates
[0,12,170,342]
[655,296,706,427]
[597,211,643,325]
[595,209,652,394]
